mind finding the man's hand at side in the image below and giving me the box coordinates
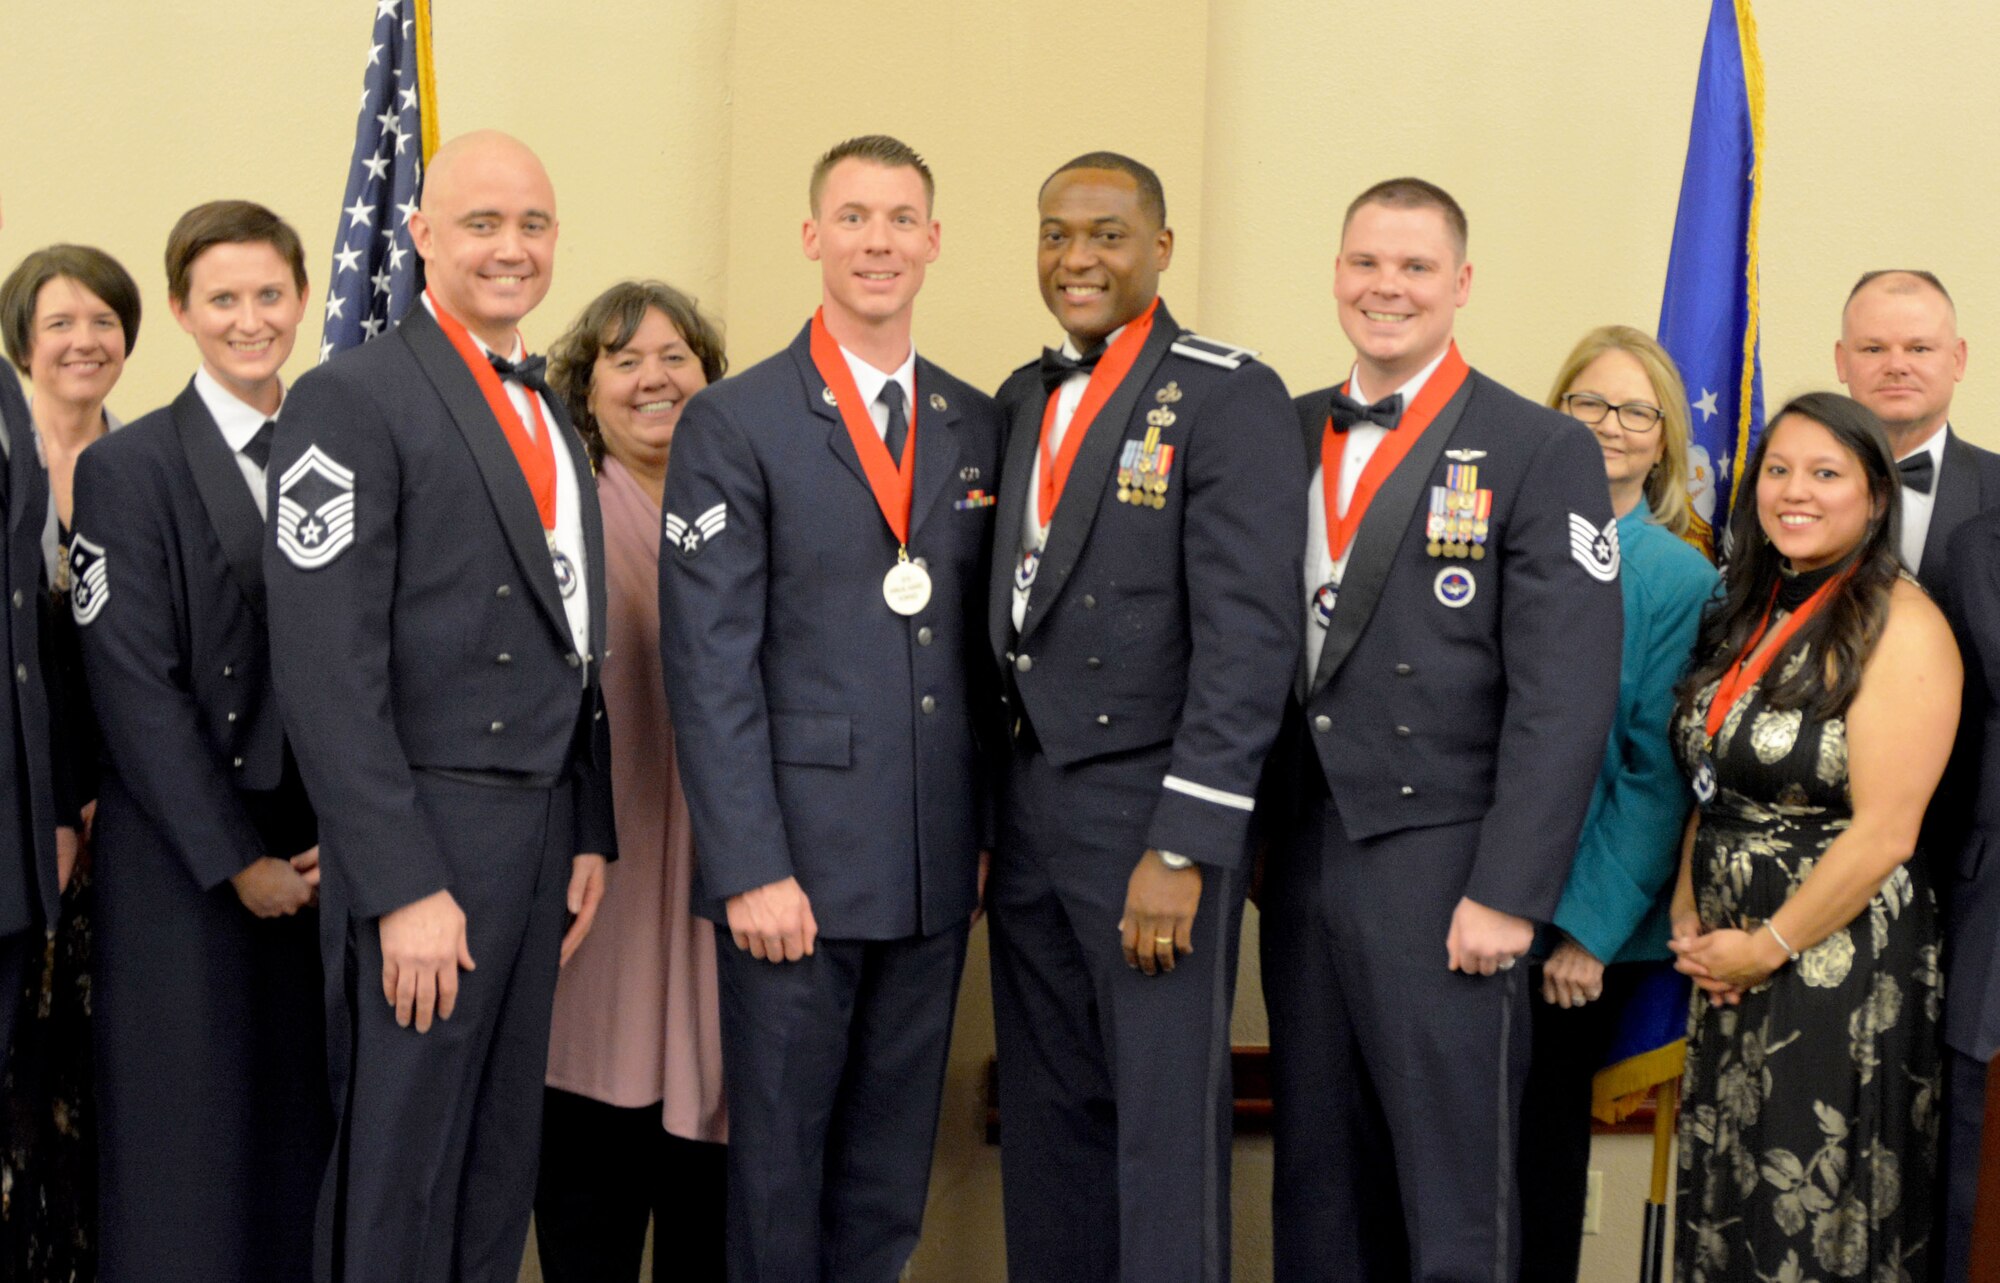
[380,889,476,1032]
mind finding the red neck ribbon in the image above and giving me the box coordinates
[1703,573,1846,742]
[1319,343,1469,563]
[809,309,918,546]
[428,290,557,531]
[1037,298,1159,527]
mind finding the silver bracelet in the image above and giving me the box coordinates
[1763,919,1801,963]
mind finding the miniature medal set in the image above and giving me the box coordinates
[1117,382,1182,508]
[1426,462,1493,559]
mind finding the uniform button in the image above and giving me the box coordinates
[1083,594,1097,608]
[232,756,244,768]
[489,721,505,734]
[914,556,929,570]
[13,664,24,684]
[917,627,934,646]
[1086,657,1101,669]
[1400,785,1416,797]
[1313,715,1332,733]
[226,711,238,723]
[496,653,512,665]
[1395,725,1411,738]
[921,695,937,714]
[1096,714,1110,726]
[1394,662,1414,676]
[566,654,580,668]
[1004,651,1015,663]
[222,664,235,678]
[1016,654,1033,673]
[10,590,21,609]
[496,585,511,598]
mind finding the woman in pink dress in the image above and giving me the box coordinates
[540,280,729,1282]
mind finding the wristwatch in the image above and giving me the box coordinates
[1157,850,1193,870]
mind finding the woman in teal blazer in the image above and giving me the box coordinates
[1518,326,1719,1282]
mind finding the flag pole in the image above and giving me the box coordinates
[1638,1079,1679,1283]
[414,0,439,165]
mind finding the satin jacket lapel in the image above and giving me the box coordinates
[787,327,869,497]
[547,395,606,668]
[400,306,570,645]
[170,380,268,618]
[1308,374,1474,694]
[1921,427,1980,588]
[907,359,962,543]
[989,384,1046,664]
[1019,308,1177,643]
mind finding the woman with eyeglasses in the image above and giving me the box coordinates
[1516,325,1718,1281]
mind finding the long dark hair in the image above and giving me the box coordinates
[1674,391,1902,722]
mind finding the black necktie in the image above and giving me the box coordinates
[1038,346,1103,394]
[489,351,555,402]
[1329,389,1404,432]
[1898,451,1935,496]
[879,381,909,467]
[242,420,276,471]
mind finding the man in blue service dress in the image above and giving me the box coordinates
[1259,178,1622,1282]
[658,135,1003,1282]
[986,152,1305,1283]
[264,132,614,1283]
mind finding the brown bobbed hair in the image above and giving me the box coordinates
[547,279,728,467]
[165,200,308,307]
[1,244,143,374]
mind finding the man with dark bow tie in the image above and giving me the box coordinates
[1258,178,1621,1281]
[264,132,614,1283]
[984,151,1303,1283]
[1852,273,2000,1282]
[1836,269,2000,607]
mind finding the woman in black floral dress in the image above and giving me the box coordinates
[1669,392,1959,1283]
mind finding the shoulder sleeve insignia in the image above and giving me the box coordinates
[1568,512,1621,583]
[275,445,357,570]
[68,534,108,626]
[1169,332,1260,370]
[664,502,727,558]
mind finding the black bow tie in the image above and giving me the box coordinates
[489,352,554,400]
[1329,389,1403,432]
[1038,346,1104,394]
[1898,451,1935,496]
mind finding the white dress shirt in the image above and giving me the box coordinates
[193,367,281,519]
[836,343,918,443]
[1896,423,1949,573]
[1302,347,1449,679]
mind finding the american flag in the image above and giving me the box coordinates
[321,0,432,361]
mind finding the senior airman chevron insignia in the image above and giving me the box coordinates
[276,446,356,570]
[68,534,108,625]
[1568,512,1621,583]
[664,502,727,558]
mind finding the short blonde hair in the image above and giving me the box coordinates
[1547,325,1699,541]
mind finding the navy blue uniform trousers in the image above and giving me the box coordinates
[990,743,1245,1283]
[715,922,968,1283]
[317,773,574,1283]
[1262,777,1530,1283]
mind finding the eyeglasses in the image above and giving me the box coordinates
[1561,392,1664,433]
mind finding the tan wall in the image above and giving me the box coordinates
[15,2,1999,1280]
